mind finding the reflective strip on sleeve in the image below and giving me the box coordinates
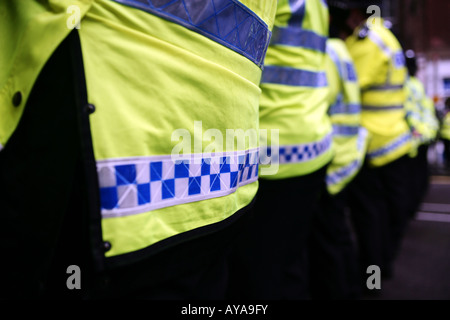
[110,0,271,68]
[367,30,391,58]
[287,0,306,27]
[361,105,404,111]
[328,95,360,115]
[270,26,326,52]
[326,159,361,186]
[357,127,369,152]
[332,125,360,136]
[394,51,405,68]
[329,103,361,115]
[345,62,357,82]
[326,45,343,78]
[367,133,411,160]
[98,148,259,218]
[261,133,332,165]
[261,65,328,87]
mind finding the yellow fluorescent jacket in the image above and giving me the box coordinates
[346,18,413,167]
[258,0,333,180]
[0,0,277,260]
[404,76,439,145]
[325,38,368,195]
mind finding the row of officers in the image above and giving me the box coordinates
[0,0,446,299]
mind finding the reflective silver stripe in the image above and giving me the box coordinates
[110,0,271,68]
[364,84,404,91]
[261,65,328,87]
[361,105,404,111]
[367,133,411,159]
[367,30,391,58]
[98,148,259,218]
[332,125,360,136]
[261,133,332,165]
[270,26,327,52]
[357,127,369,152]
[326,44,343,78]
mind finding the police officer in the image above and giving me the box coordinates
[404,49,439,217]
[326,0,415,286]
[0,0,277,299]
[440,98,450,169]
[227,0,333,300]
[308,1,368,300]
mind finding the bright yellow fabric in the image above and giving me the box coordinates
[346,18,412,167]
[405,76,439,144]
[325,39,367,195]
[441,113,450,140]
[259,0,333,179]
[0,0,94,148]
[1,0,277,258]
[79,0,276,257]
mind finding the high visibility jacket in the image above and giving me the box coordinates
[258,0,333,179]
[325,38,368,195]
[405,76,439,147]
[0,0,277,262]
[440,112,450,140]
[346,18,412,167]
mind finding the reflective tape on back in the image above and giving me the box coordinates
[261,133,332,165]
[270,26,326,52]
[98,149,259,218]
[261,65,328,87]
[328,94,361,115]
[361,105,404,111]
[110,0,271,68]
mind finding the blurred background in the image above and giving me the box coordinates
[360,0,450,300]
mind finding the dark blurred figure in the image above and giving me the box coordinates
[440,98,450,168]
[308,2,368,300]
[328,0,416,293]
[404,49,439,218]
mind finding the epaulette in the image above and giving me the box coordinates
[357,25,369,40]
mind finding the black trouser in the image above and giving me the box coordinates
[408,144,431,218]
[346,155,414,281]
[308,189,361,300]
[0,30,255,300]
[227,166,327,300]
[442,139,450,167]
[0,30,94,299]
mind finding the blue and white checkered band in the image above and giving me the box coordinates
[110,0,271,68]
[326,159,361,186]
[98,149,259,218]
[261,133,332,165]
[367,133,411,160]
